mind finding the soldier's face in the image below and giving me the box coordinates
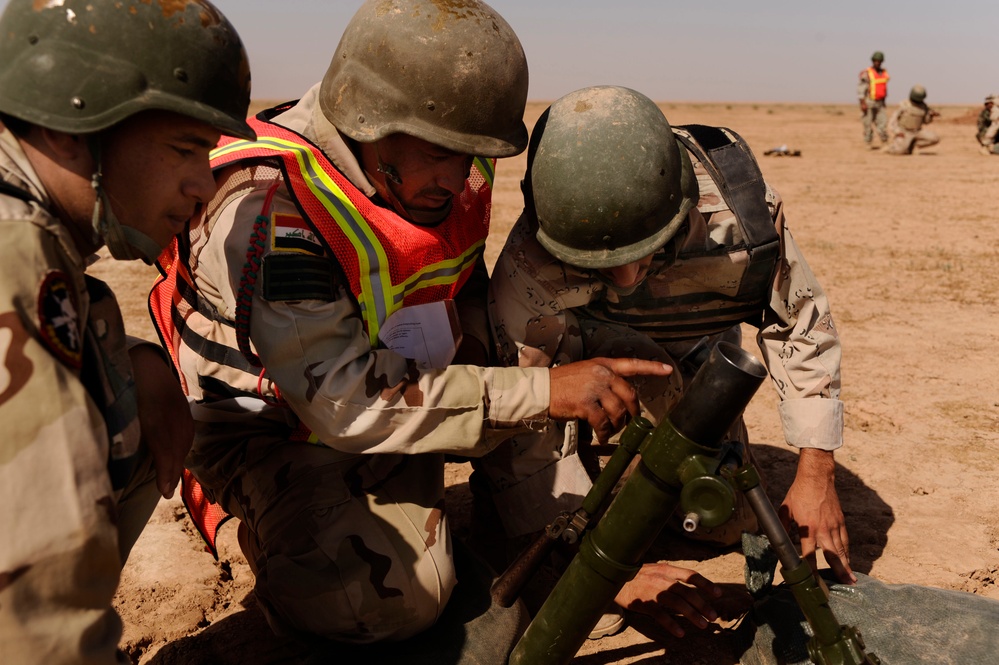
[100,110,220,250]
[363,133,474,224]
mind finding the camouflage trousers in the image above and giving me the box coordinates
[189,431,457,644]
[476,318,758,546]
[863,100,889,144]
[886,128,939,155]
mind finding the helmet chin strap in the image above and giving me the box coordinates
[87,136,162,264]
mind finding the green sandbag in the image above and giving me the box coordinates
[739,571,999,665]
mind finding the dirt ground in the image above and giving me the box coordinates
[89,100,999,664]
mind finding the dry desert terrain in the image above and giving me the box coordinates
[88,100,999,664]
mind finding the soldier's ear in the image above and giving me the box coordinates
[38,127,85,159]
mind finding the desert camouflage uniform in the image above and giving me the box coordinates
[483,141,843,540]
[858,68,890,145]
[176,85,551,644]
[980,103,999,154]
[0,127,158,664]
[886,98,939,155]
[976,106,992,144]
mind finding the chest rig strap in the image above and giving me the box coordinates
[673,125,781,311]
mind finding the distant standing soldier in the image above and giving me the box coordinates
[978,94,999,155]
[885,85,940,155]
[858,51,890,148]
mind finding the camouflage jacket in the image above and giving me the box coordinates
[174,84,551,459]
[489,142,844,451]
[0,127,140,663]
[981,105,999,145]
[889,98,935,135]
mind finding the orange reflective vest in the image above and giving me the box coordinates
[211,109,495,344]
[866,67,889,101]
[149,106,497,555]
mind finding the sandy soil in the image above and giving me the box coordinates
[88,100,999,664]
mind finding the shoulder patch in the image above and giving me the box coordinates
[261,254,337,302]
[36,271,82,368]
[271,212,324,255]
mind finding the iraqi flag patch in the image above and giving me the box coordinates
[271,212,323,255]
[37,270,82,368]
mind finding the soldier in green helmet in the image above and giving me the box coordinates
[485,85,854,637]
[858,51,891,148]
[885,85,940,155]
[0,0,254,663]
[148,0,670,652]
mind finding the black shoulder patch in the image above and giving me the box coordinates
[261,253,337,302]
[36,270,82,368]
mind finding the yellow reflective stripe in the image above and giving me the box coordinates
[212,138,392,340]
[867,68,887,98]
[473,157,494,188]
[390,238,485,304]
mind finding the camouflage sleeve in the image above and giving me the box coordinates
[984,107,999,144]
[487,212,581,370]
[0,221,123,664]
[757,188,845,451]
[857,70,870,100]
[213,185,551,456]
[887,105,903,136]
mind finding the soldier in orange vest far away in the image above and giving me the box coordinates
[148,0,710,659]
[858,51,890,149]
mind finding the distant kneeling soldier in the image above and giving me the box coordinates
[886,85,940,155]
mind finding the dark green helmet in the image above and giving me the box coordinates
[0,0,254,140]
[871,51,885,62]
[319,0,529,158]
[528,86,697,269]
[909,85,927,103]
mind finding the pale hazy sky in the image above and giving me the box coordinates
[4,1,996,104]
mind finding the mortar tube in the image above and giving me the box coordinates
[508,342,767,665]
[671,341,769,447]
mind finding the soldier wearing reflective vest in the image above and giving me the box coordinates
[858,51,890,148]
[150,0,670,648]
[485,86,855,636]
[886,85,940,155]
[0,1,253,663]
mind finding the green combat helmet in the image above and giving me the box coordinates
[528,86,698,269]
[0,0,254,262]
[871,51,885,62]
[910,85,927,103]
[0,0,254,140]
[320,0,529,158]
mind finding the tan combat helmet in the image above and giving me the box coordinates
[319,0,529,159]
[910,85,927,104]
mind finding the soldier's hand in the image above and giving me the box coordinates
[859,100,868,113]
[130,344,195,499]
[549,358,671,443]
[779,448,856,585]
[614,562,723,638]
